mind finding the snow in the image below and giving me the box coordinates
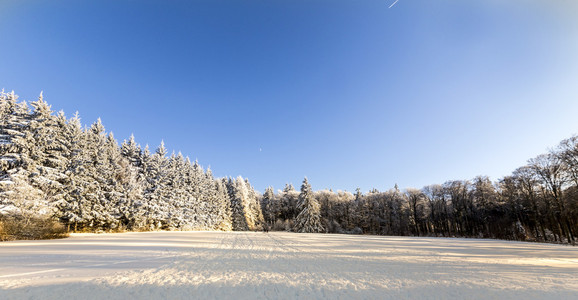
[0,232,577,299]
[0,205,18,215]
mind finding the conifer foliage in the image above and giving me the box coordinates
[0,91,244,234]
[2,91,577,245]
[226,176,264,231]
[294,178,324,233]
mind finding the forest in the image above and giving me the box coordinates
[0,91,576,244]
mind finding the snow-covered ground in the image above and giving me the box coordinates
[1,232,577,299]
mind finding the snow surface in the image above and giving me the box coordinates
[1,232,577,299]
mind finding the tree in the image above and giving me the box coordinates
[294,177,324,233]
[511,166,545,240]
[119,135,147,230]
[529,154,575,244]
[406,188,425,236]
[557,136,578,187]
[225,177,246,231]
[56,112,89,231]
[78,119,117,229]
[443,180,473,236]
[261,186,275,227]
[422,184,447,236]
[27,92,68,204]
[243,178,264,230]
[213,178,233,231]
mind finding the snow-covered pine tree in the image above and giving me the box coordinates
[121,134,142,168]
[3,91,263,235]
[102,132,141,230]
[224,176,264,231]
[49,111,70,209]
[1,91,25,197]
[193,166,226,230]
[201,166,219,229]
[138,144,158,228]
[202,167,217,229]
[0,91,26,177]
[27,93,68,214]
[214,178,232,231]
[190,160,208,229]
[261,186,276,228]
[82,119,116,229]
[178,157,195,229]
[0,92,49,219]
[165,152,190,229]
[294,177,324,233]
[279,183,299,223]
[119,135,147,230]
[142,141,171,229]
[226,177,249,231]
[243,178,264,230]
[56,112,89,231]
[116,157,145,230]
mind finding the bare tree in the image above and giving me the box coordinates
[529,154,574,244]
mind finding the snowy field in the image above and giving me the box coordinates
[0,232,577,299]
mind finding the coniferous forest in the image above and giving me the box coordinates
[0,91,576,244]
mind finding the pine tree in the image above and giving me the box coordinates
[261,186,276,227]
[243,178,264,230]
[28,93,68,212]
[56,112,88,230]
[119,134,146,230]
[280,183,299,223]
[0,92,49,219]
[226,177,249,231]
[214,178,233,231]
[83,119,115,229]
[165,152,191,229]
[144,142,171,229]
[294,177,324,233]
[121,134,142,168]
[102,132,137,230]
[0,91,31,178]
[2,91,242,234]
[189,160,207,229]
[1,91,25,190]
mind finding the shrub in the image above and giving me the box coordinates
[0,216,69,241]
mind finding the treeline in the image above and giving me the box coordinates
[261,147,578,244]
[0,91,264,238]
[1,91,577,244]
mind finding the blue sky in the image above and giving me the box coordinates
[1,0,578,193]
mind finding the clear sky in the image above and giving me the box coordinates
[1,0,578,193]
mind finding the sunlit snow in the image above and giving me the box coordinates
[1,232,576,299]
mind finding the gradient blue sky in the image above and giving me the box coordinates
[1,0,578,193]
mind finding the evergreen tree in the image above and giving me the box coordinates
[214,178,233,231]
[82,119,115,229]
[143,142,171,229]
[294,177,324,233]
[121,134,143,168]
[119,134,146,230]
[261,186,276,227]
[189,160,207,228]
[243,178,264,230]
[227,177,249,231]
[0,92,50,219]
[56,112,88,230]
[26,93,69,218]
[0,91,31,178]
[280,183,299,222]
